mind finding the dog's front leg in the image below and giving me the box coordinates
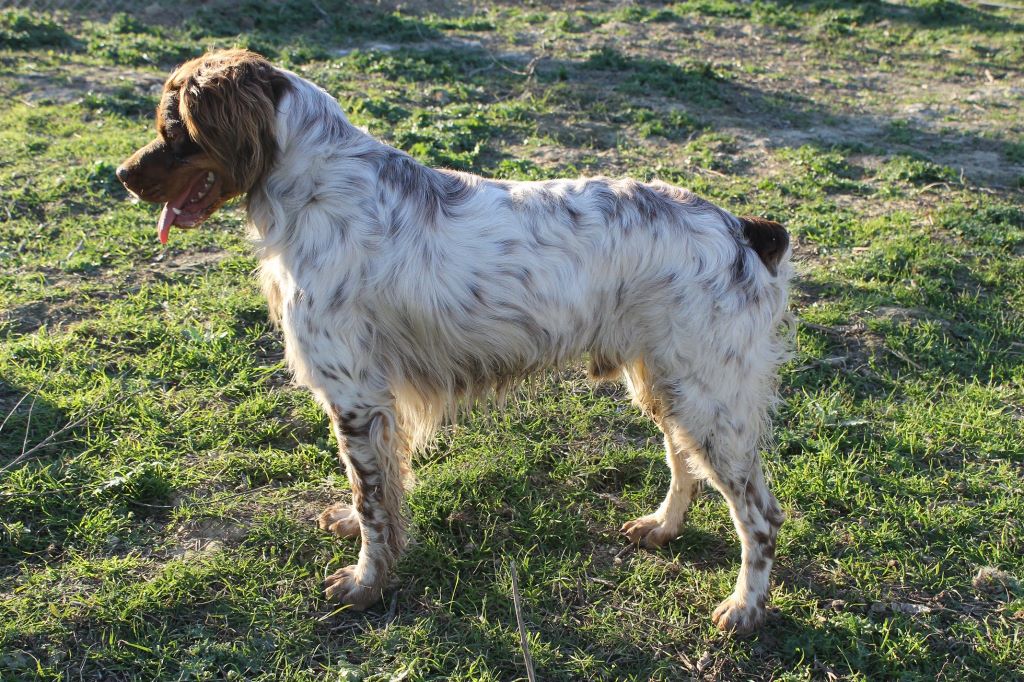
[320,397,407,608]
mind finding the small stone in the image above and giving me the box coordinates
[972,566,1019,598]
[890,602,931,615]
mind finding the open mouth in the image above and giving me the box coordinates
[157,170,222,244]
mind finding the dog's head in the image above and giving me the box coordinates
[116,49,290,243]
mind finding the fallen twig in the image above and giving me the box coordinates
[20,393,38,459]
[509,562,537,682]
[0,390,33,434]
[881,345,924,372]
[1,383,147,474]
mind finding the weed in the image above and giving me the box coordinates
[0,10,72,49]
[629,107,704,140]
[876,154,959,195]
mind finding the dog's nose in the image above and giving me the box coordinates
[115,165,130,184]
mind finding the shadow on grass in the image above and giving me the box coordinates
[1,369,1014,679]
[564,46,1021,182]
[0,377,68,472]
[761,0,1023,32]
[757,557,1022,681]
[17,0,442,68]
[312,40,1021,188]
[790,250,1023,386]
[0,372,173,568]
[0,374,81,567]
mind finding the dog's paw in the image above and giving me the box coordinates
[318,503,361,539]
[711,595,765,635]
[620,514,678,548]
[324,564,381,608]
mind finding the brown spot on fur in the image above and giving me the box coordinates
[739,216,788,276]
[332,405,372,440]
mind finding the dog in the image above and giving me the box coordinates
[116,49,792,634]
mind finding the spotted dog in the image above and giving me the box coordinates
[117,49,793,634]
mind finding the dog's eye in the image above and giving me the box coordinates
[162,120,186,144]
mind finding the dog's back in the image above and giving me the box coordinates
[355,167,792,378]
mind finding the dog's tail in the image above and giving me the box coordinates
[739,216,789,277]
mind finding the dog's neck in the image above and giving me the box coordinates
[246,72,385,255]
[247,71,448,275]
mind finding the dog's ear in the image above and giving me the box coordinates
[175,50,286,193]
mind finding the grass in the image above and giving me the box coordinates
[1,1,1023,680]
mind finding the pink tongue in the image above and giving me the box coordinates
[156,181,198,244]
[157,204,175,244]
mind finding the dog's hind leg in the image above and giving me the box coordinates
[702,446,783,634]
[620,429,701,548]
[619,360,702,548]
[686,401,784,635]
[622,358,784,634]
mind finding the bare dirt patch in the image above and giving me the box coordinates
[503,8,1024,189]
[168,518,248,559]
[2,64,164,105]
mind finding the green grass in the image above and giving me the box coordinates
[2,2,1023,680]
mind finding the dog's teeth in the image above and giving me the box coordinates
[172,207,182,215]
[206,172,214,183]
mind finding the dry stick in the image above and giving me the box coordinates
[0,390,33,434]
[800,321,843,336]
[968,1,1024,10]
[385,589,400,624]
[882,345,924,372]
[310,0,329,19]
[1,385,145,474]
[20,393,38,458]
[509,562,537,682]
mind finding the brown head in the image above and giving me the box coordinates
[116,49,290,243]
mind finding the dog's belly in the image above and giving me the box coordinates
[374,269,680,388]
